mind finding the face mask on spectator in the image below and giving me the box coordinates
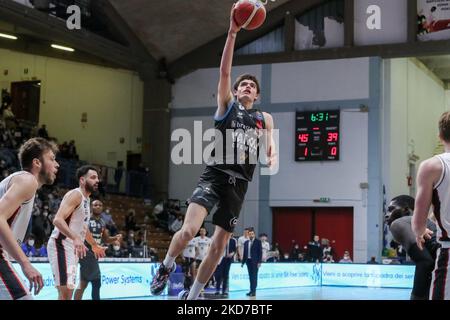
[28,240,35,246]
[43,211,48,217]
[113,245,120,251]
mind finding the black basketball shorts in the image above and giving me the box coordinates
[188,167,248,233]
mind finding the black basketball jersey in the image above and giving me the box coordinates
[208,100,266,181]
[85,217,105,249]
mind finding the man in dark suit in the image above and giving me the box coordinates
[242,228,262,297]
[214,235,237,296]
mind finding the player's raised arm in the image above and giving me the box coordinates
[217,4,242,119]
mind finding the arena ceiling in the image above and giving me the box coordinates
[1,0,450,84]
[108,0,291,63]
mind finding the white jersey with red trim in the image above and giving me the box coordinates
[50,188,90,242]
[433,153,450,247]
[0,171,35,247]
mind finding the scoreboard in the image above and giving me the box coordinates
[295,110,340,161]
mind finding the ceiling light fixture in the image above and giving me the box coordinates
[51,44,75,52]
[0,32,18,40]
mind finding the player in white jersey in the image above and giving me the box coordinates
[194,228,212,267]
[260,233,271,262]
[0,138,59,300]
[194,228,213,289]
[47,165,106,300]
[413,111,450,300]
[182,238,197,290]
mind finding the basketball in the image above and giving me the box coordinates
[233,0,266,30]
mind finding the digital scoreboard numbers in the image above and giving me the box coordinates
[295,110,340,161]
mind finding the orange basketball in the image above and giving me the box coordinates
[233,0,266,30]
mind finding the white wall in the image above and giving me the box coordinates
[271,58,369,103]
[0,48,143,167]
[169,116,212,202]
[384,58,446,200]
[172,65,262,109]
[446,91,450,109]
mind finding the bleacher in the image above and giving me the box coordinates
[105,193,172,261]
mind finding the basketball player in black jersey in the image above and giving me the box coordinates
[385,195,439,300]
[150,3,277,299]
[74,200,121,300]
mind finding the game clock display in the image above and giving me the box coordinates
[295,110,340,161]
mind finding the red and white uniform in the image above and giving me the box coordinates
[47,188,90,289]
[0,171,35,300]
[430,153,450,300]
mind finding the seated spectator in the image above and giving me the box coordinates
[67,140,79,160]
[135,231,145,247]
[166,200,181,227]
[40,203,54,239]
[323,253,335,263]
[152,201,169,230]
[38,241,48,257]
[1,169,9,181]
[148,247,159,262]
[31,206,48,245]
[367,256,379,264]
[21,235,37,257]
[0,159,7,172]
[339,250,353,263]
[281,252,291,262]
[106,242,127,258]
[266,242,280,263]
[2,104,16,130]
[143,211,153,225]
[97,166,107,198]
[101,207,118,236]
[59,141,69,158]
[169,214,183,234]
[321,238,335,261]
[37,124,49,139]
[114,161,124,192]
[48,189,61,214]
[125,209,138,232]
[126,230,136,254]
[290,243,302,262]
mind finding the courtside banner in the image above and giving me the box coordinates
[321,263,415,288]
[229,263,319,291]
[12,262,160,300]
[11,262,414,299]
